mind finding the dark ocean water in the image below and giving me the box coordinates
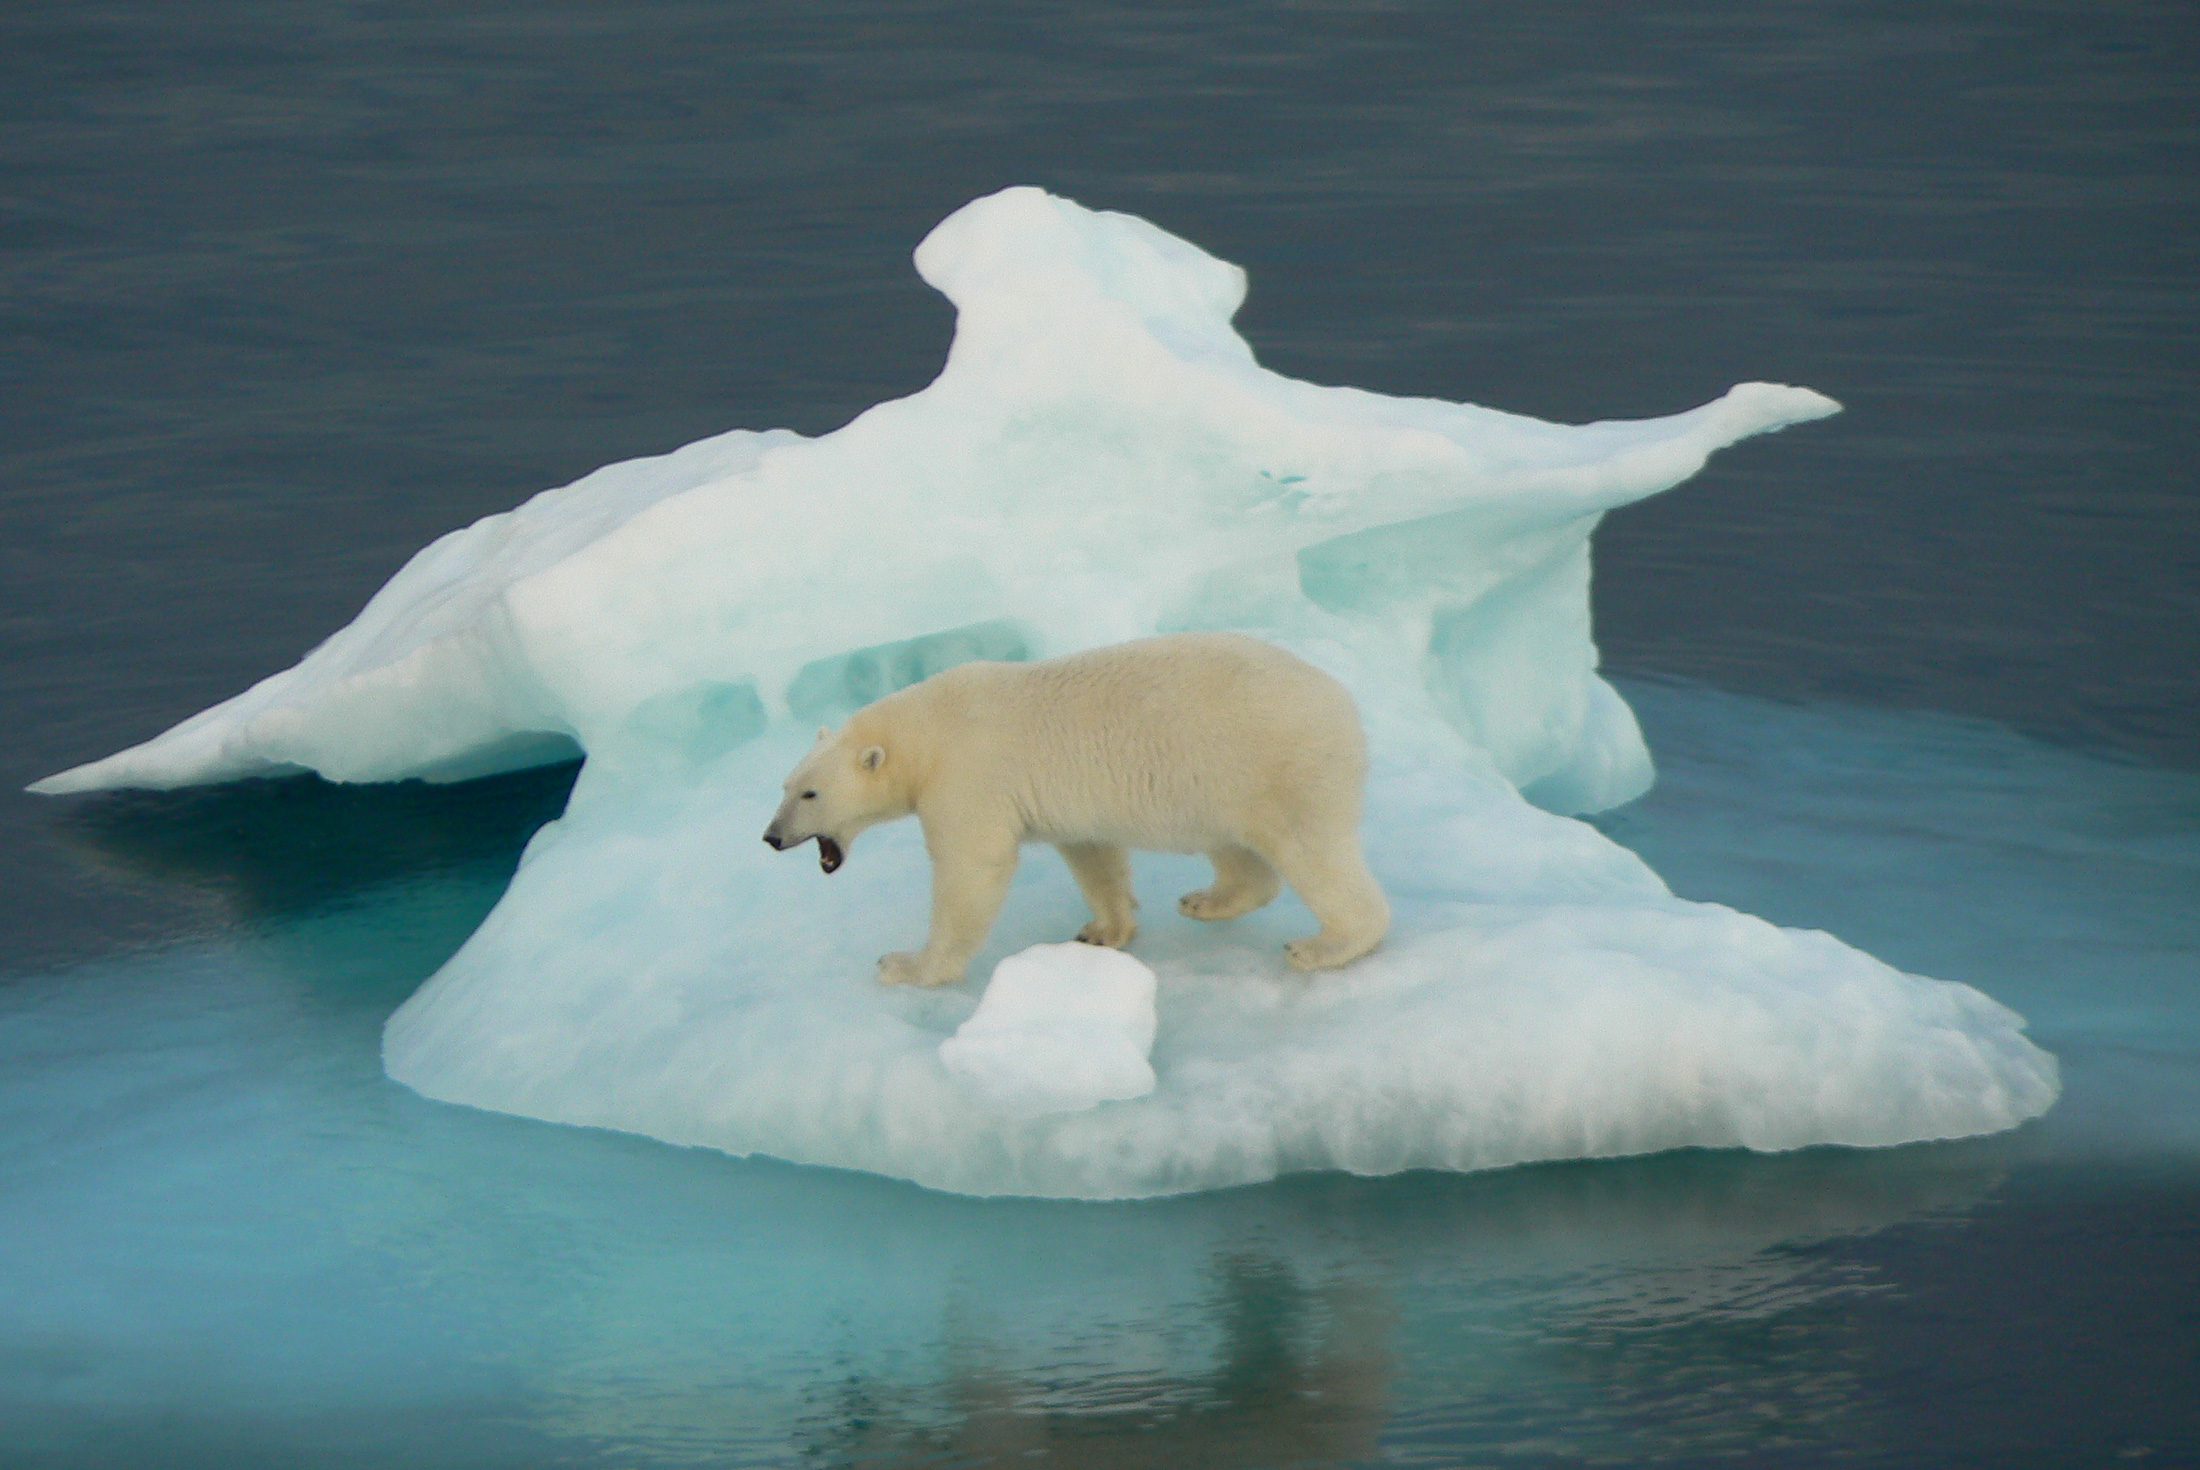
[3,2,2196,1466]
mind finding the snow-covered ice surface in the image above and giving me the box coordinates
[938,944,1159,1116]
[30,189,2057,1196]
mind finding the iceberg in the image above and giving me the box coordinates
[32,187,2057,1197]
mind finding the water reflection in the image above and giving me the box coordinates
[501,1143,2009,1467]
[44,761,577,925]
[800,1255,1391,1469]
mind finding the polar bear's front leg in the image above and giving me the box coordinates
[879,822,1020,986]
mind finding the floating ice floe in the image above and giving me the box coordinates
[33,187,2057,1197]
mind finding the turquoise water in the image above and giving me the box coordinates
[6,681,2193,1467]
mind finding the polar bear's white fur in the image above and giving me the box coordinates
[763,632,1390,986]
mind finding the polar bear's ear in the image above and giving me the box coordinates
[860,745,886,772]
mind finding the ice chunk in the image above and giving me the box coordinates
[30,188,2053,1198]
[938,944,1159,1116]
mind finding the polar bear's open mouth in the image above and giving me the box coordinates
[817,837,844,874]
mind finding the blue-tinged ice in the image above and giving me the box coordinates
[29,188,2056,1196]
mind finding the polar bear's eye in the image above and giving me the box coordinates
[801,790,817,800]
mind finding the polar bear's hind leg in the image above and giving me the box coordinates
[1258,834,1389,971]
[1177,846,1281,921]
[1058,842,1138,947]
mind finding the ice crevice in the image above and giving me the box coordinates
[32,187,2056,1197]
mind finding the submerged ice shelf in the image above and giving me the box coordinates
[32,188,2056,1197]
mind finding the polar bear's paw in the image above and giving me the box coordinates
[878,951,964,987]
[1075,917,1138,948]
[1178,887,1262,922]
[1283,932,1380,972]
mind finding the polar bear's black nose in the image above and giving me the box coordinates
[763,830,785,850]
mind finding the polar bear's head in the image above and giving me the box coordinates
[762,726,900,874]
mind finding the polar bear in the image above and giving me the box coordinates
[762,632,1390,986]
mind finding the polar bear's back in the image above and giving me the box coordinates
[918,632,1367,852]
